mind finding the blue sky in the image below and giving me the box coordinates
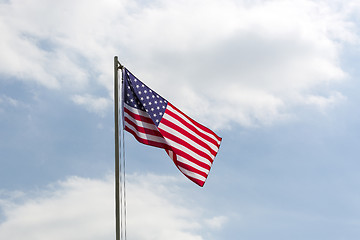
[1,0,360,239]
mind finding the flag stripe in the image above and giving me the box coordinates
[166,104,221,147]
[124,112,159,133]
[160,117,217,157]
[124,103,151,118]
[175,155,210,176]
[124,126,169,149]
[124,108,162,135]
[124,105,154,124]
[167,103,221,143]
[124,116,162,137]
[176,162,208,180]
[167,143,212,172]
[124,121,167,145]
[175,156,210,176]
[159,132,213,168]
[177,165,207,183]
[159,124,214,165]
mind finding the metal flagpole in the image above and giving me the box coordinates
[114,56,120,240]
[114,56,126,240]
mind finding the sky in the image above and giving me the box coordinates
[1,0,360,239]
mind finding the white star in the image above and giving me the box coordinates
[151,108,154,111]
[148,102,152,105]
[146,96,150,100]
[153,114,157,117]
[159,112,162,115]
[138,91,142,94]
[157,106,160,110]
[156,119,159,123]
[130,99,134,102]
[141,97,144,100]
[152,95,155,98]
[154,101,158,104]
[136,85,139,88]
[144,90,147,93]
[156,95,159,98]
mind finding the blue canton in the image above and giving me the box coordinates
[123,68,168,126]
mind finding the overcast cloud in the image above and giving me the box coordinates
[1,0,358,128]
[0,174,226,240]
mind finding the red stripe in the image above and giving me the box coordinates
[168,103,222,142]
[165,107,220,148]
[160,118,217,157]
[124,116,162,137]
[175,165,206,187]
[160,128,214,165]
[175,160,208,178]
[124,107,154,124]
[165,149,177,163]
[186,175,205,187]
[162,140,212,171]
[124,126,170,150]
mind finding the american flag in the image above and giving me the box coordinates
[122,68,222,187]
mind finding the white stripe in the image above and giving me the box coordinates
[167,150,174,160]
[176,155,210,175]
[124,103,149,118]
[124,121,167,145]
[178,165,206,182]
[160,113,219,155]
[161,113,218,155]
[159,131,212,167]
[167,104,221,145]
[159,121,216,159]
[124,111,158,132]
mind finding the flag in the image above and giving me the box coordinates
[122,68,222,187]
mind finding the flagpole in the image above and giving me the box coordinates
[114,56,120,240]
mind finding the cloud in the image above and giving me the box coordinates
[0,0,358,127]
[303,91,346,111]
[0,174,226,240]
[204,216,228,230]
[72,94,112,117]
[0,95,19,107]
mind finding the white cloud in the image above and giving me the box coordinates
[204,216,228,230]
[0,174,226,240]
[72,94,111,117]
[0,0,358,127]
[303,91,346,111]
[0,95,19,107]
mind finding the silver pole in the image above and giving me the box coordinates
[114,56,120,240]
